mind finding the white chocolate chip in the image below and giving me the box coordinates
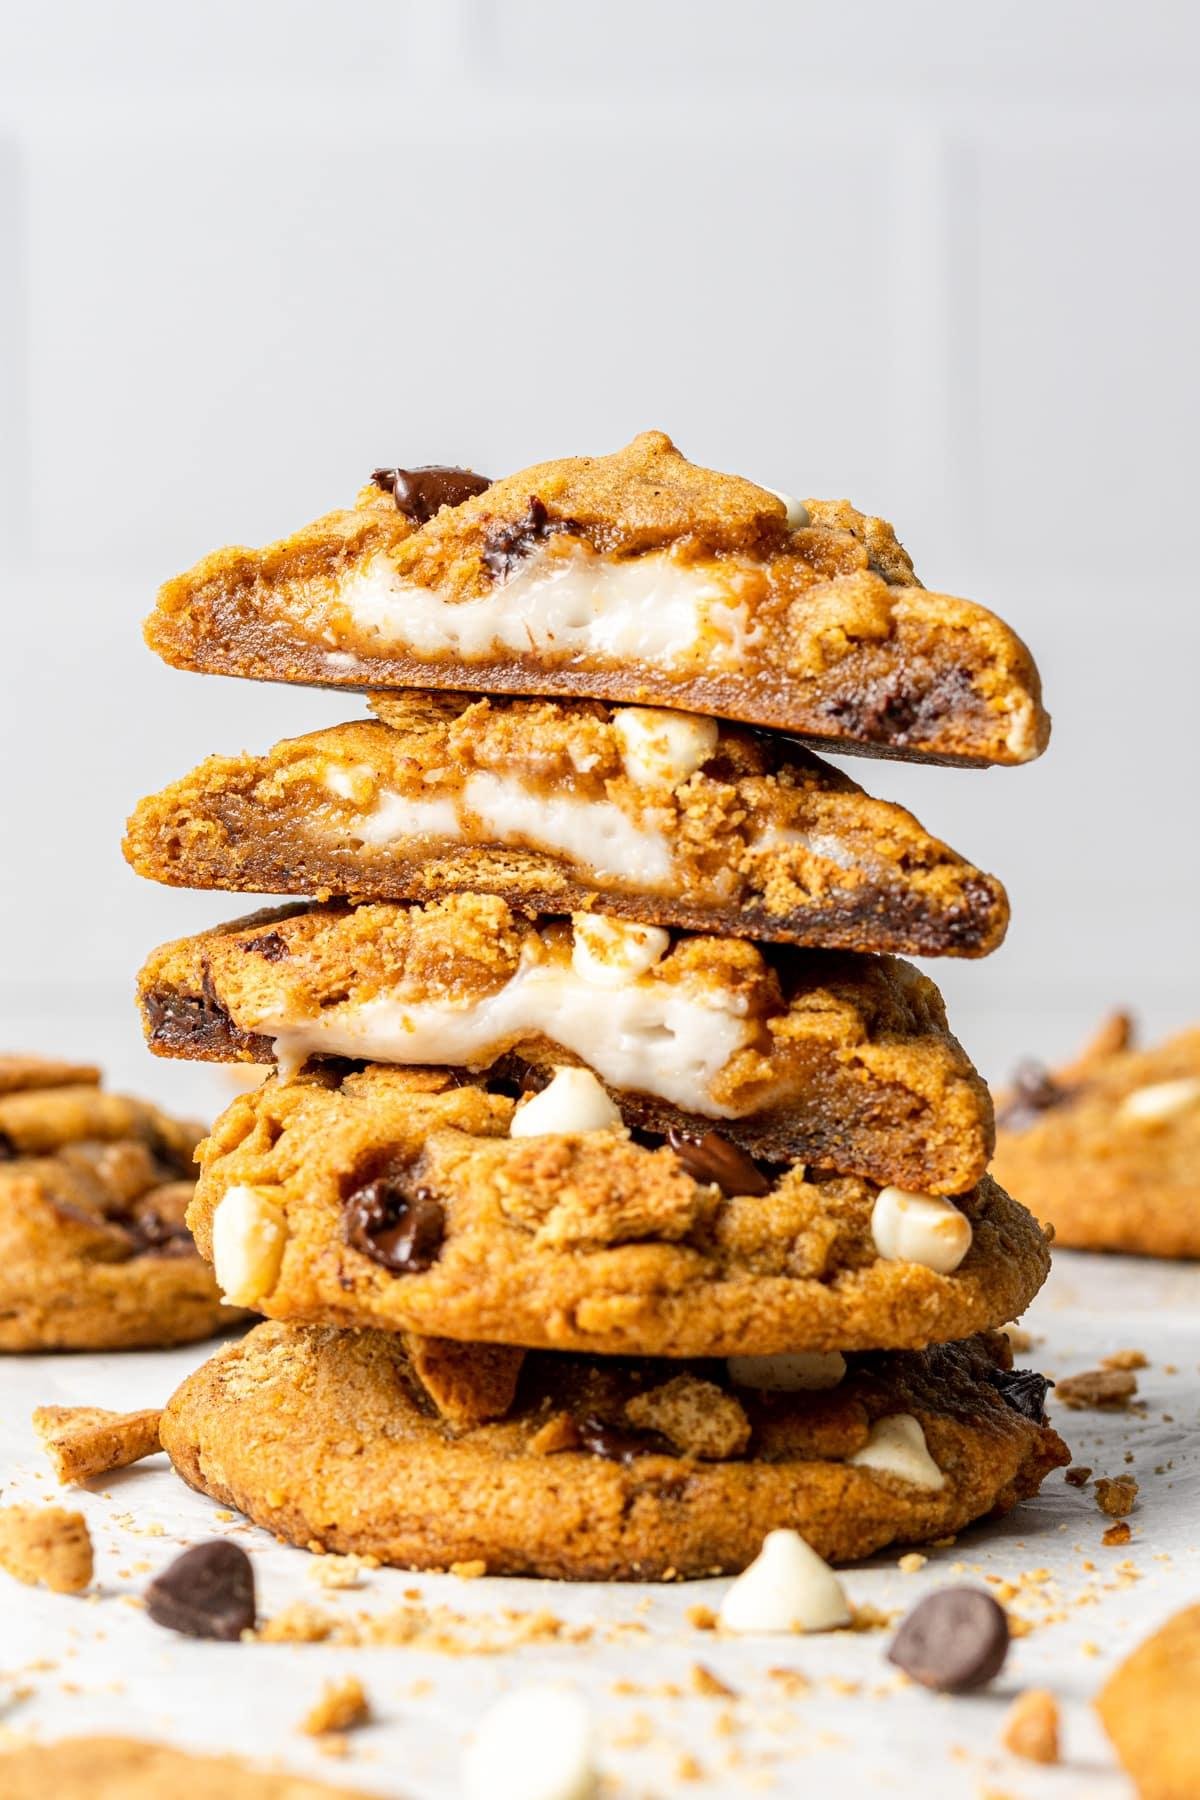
[210,1183,287,1307]
[611,705,719,789]
[570,913,670,988]
[1118,1077,1200,1124]
[848,1414,945,1490]
[322,762,376,806]
[871,1186,973,1274]
[510,1068,623,1138]
[719,1529,851,1634]
[726,1351,847,1391]
[461,1685,597,1800]
[768,488,811,530]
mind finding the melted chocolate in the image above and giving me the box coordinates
[998,1061,1069,1131]
[985,1366,1052,1424]
[576,1414,676,1464]
[371,465,492,523]
[481,495,579,579]
[666,1127,771,1198]
[343,1173,445,1274]
[0,1130,15,1161]
[240,932,290,963]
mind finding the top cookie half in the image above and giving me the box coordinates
[145,432,1049,767]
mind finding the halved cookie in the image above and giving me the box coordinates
[0,1057,241,1351]
[161,1321,1068,1579]
[137,896,994,1192]
[124,693,1009,956]
[993,1013,1200,1257]
[186,1065,1048,1357]
[144,432,1049,767]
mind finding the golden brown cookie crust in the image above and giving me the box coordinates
[144,433,1049,767]
[0,1737,378,1800]
[1096,1604,1200,1798]
[160,1322,1068,1579]
[993,1017,1200,1258]
[187,1066,1049,1356]
[138,896,994,1192]
[0,1068,241,1351]
[124,695,1009,957]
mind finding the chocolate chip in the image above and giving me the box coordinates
[240,931,290,962]
[125,1206,194,1257]
[371,465,492,523]
[481,494,579,579]
[986,1366,1052,1423]
[0,1130,15,1161]
[344,1175,445,1273]
[998,1060,1069,1131]
[145,1540,256,1641]
[577,1415,676,1465]
[666,1128,771,1198]
[887,1587,1009,1692]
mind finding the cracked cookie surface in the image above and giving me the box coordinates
[186,1065,1049,1357]
[139,895,994,1192]
[993,1014,1200,1257]
[124,692,1009,956]
[161,1321,1068,1578]
[145,432,1049,767]
[0,1056,241,1350]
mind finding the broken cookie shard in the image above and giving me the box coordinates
[124,693,1009,958]
[159,1322,1069,1578]
[137,895,994,1193]
[144,432,1049,768]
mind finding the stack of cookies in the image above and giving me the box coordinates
[126,433,1068,1578]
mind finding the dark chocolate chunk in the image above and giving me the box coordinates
[666,1128,771,1198]
[887,1587,1010,1692]
[0,1130,16,1161]
[240,932,290,962]
[998,1060,1070,1131]
[145,1539,256,1641]
[481,494,579,579]
[124,1206,194,1257]
[577,1415,676,1465]
[985,1365,1052,1423]
[370,464,492,523]
[344,1174,445,1274]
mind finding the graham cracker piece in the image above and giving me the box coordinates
[33,1405,163,1484]
[0,1503,93,1593]
[402,1334,524,1429]
[624,1376,750,1460]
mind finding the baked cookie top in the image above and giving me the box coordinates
[993,1013,1200,1258]
[145,432,1049,767]
[161,1321,1068,1579]
[0,1736,376,1800]
[138,896,994,1193]
[0,1056,241,1351]
[124,692,1009,957]
[187,1064,1049,1358]
[1097,1604,1200,1798]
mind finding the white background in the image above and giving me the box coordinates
[1,0,1198,1099]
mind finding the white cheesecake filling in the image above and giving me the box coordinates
[341,545,754,672]
[249,951,752,1115]
[331,768,674,886]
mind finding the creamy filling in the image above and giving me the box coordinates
[751,823,873,876]
[333,769,675,886]
[340,545,754,671]
[249,952,753,1115]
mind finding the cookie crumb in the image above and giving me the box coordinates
[1001,1688,1060,1763]
[1096,1476,1139,1518]
[1101,1349,1148,1371]
[1102,1522,1133,1547]
[300,1675,370,1736]
[687,1604,718,1631]
[32,1406,163,1485]
[898,1552,927,1573]
[308,1553,374,1590]
[1055,1369,1138,1410]
[1064,1466,1092,1488]
[449,1560,487,1580]
[1002,1325,1034,1353]
[691,1663,737,1699]
[676,1751,705,1781]
[528,1413,581,1456]
[0,1504,93,1594]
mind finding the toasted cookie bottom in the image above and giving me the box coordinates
[161,1322,1069,1580]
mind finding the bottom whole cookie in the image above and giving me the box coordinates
[161,1321,1069,1580]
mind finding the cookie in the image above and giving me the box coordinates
[0,1060,241,1350]
[124,692,1009,957]
[0,1737,377,1800]
[144,432,1049,767]
[160,1321,1068,1579]
[993,1013,1200,1257]
[1096,1603,1200,1798]
[186,1065,1049,1356]
[138,896,994,1192]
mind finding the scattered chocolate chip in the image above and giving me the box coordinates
[344,1175,445,1274]
[145,1540,256,1641]
[481,494,579,579]
[887,1587,1010,1692]
[0,1130,16,1161]
[666,1128,771,1198]
[985,1366,1052,1423]
[371,464,492,523]
[576,1415,676,1465]
[1064,1465,1093,1487]
[998,1060,1070,1131]
[240,932,290,962]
